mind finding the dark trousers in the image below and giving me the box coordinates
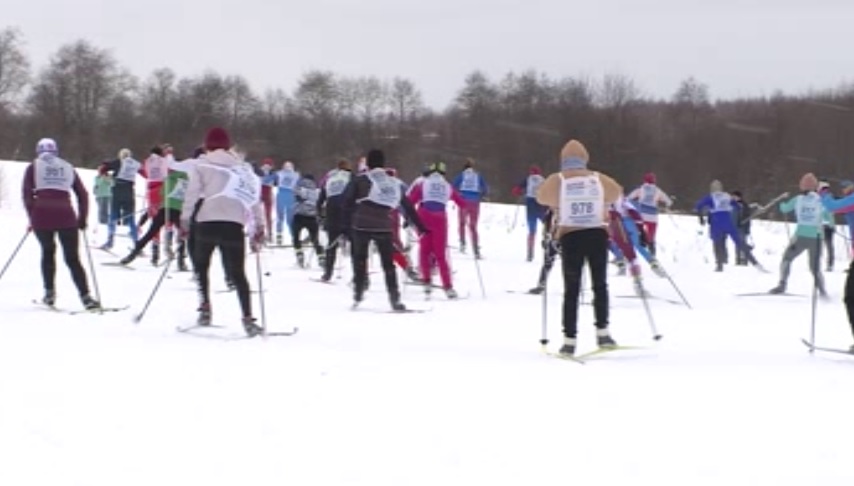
[351,230,399,302]
[824,226,835,268]
[131,208,185,260]
[34,228,89,295]
[559,228,609,338]
[292,214,323,254]
[193,222,252,317]
[323,223,347,278]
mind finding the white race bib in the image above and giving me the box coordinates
[423,175,450,204]
[558,174,604,228]
[795,193,822,227]
[527,174,545,198]
[278,170,298,190]
[325,170,351,197]
[169,178,188,201]
[640,185,657,206]
[207,164,261,211]
[146,155,166,182]
[34,156,75,192]
[363,169,401,208]
[117,158,140,182]
[459,170,479,192]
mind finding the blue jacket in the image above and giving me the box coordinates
[452,169,488,202]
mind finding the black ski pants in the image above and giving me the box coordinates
[131,208,185,260]
[292,214,323,254]
[351,230,399,302]
[559,228,609,338]
[824,226,835,268]
[193,222,252,317]
[323,222,348,278]
[34,228,90,295]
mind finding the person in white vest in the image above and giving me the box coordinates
[627,172,672,256]
[274,160,299,246]
[180,127,265,337]
[22,138,101,311]
[535,139,622,358]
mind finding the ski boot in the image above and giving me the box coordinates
[197,303,212,326]
[424,284,433,299]
[445,288,458,300]
[42,289,56,306]
[769,283,786,294]
[615,260,627,276]
[242,316,263,337]
[177,258,188,272]
[296,250,306,268]
[390,293,406,311]
[714,262,723,272]
[650,260,667,278]
[320,272,332,283]
[120,250,139,266]
[100,237,114,250]
[460,241,466,254]
[151,243,160,266]
[276,234,283,246]
[596,328,617,349]
[558,337,576,357]
[225,278,236,291]
[527,284,545,295]
[81,294,101,311]
[474,247,482,260]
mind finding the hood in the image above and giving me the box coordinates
[199,149,241,168]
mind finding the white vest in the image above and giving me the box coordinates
[638,184,658,206]
[324,169,351,197]
[558,173,605,228]
[34,155,75,192]
[422,174,451,204]
[361,169,402,208]
[277,169,299,190]
[459,169,479,192]
[527,174,545,198]
[145,154,167,183]
[116,157,141,182]
[204,163,261,211]
[795,192,823,227]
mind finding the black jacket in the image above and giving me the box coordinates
[341,172,425,234]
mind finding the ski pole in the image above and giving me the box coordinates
[809,237,821,352]
[615,215,661,340]
[80,231,103,315]
[255,249,268,337]
[133,254,173,324]
[661,270,692,309]
[472,249,486,299]
[540,263,549,351]
[0,229,30,283]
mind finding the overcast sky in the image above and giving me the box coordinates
[5,0,854,108]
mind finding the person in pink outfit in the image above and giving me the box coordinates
[408,161,467,299]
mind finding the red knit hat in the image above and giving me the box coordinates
[529,165,541,175]
[204,127,231,151]
[644,172,656,184]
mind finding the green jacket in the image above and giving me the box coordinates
[163,170,189,212]
[779,192,826,238]
[93,175,113,198]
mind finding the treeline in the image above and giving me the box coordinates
[1,27,854,208]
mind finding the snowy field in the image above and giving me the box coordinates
[1,159,853,485]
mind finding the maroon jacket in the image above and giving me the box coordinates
[22,162,89,231]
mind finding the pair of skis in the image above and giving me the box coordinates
[544,345,646,364]
[32,300,129,315]
[801,339,853,356]
[176,324,299,340]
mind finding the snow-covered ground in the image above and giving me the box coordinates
[1,159,853,486]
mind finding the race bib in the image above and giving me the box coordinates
[640,185,657,206]
[208,164,261,210]
[796,193,822,227]
[278,171,298,190]
[527,174,544,198]
[423,176,450,204]
[147,157,166,182]
[34,156,74,191]
[300,187,320,204]
[365,170,401,208]
[711,192,732,212]
[558,174,604,228]
[459,171,479,192]
[169,178,188,201]
[117,158,139,181]
[325,170,350,197]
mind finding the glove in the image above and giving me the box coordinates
[78,218,87,231]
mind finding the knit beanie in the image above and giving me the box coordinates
[204,127,231,151]
[559,139,590,170]
[799,172,818,191]
[529,165,542,175]
[366,149,385,169]
[644,172,656,184]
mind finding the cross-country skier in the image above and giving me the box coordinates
[93,166,113,228]
[23,138,101,310]
[99,148,143,249]
[695,180,765,272]
[512,165,546,262]
[818,181,836,271]
[730,190,756,266]
[259,158,276,242]
[342,149,427,310]
[292,174,325,268]
[535,139,621,357]
[274,161,299,246]
[317,160,353,282]
[141,146,169,265]
[180,127,265,336]
[118,154,192,270]
[452,158,488,258]
[627,172,672,256]
[528,208,559,294]
[408,161,467,298]
[609,195,666,280]
[769,173,829,296]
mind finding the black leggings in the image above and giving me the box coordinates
[351,230,399,301]
[131,208,184,258]
[34,228,90,295]
[292,214,323,253]
[193,222,252,317]
[560,229,609,338]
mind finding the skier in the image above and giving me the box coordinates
[818,181,836,271]
[341,149,426,310]
[408,161,467,298]
[535,138,621,357]
[180,128,264,335]
[695,180,764,272]
[23,138,101,310]
[317,159,353,282]
[93,165,113,228]
[611,195,665,278]
[528,209,559,294]
[118,154,192,270]
[512,165,546,262]
[291,174,325,268]
[768,174,829,296]
[274,161,299,246]
[627,172,672,256]
[730,190,757,266]
[259,158,276,242]
[452,158,488,258]
[141,146,168,265]
[99,148,142,249]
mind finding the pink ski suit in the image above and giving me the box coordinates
[408,172,467,290]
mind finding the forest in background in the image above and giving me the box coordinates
[1,27,854,210]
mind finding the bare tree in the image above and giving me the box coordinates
[0,27,29,109]
[388,77,424,125]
